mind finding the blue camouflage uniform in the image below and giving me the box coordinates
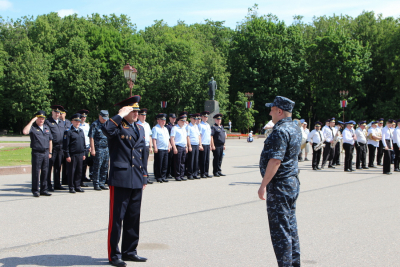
[89,114,110,188]
[260,96,302,267]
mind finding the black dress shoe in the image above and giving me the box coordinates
[147,180,153,184]
[175,178,182,181]
[377,163,383,166]
[336,163,341,166]
[328,166,335,169]
[187,176,194,180]
[80,184,89,187]
[167,174,172,178]
[370,165,377,168]
[213,173,220,177]
[345,169,352,172]
[94,186,102,191]
[193,176,200,179]
[219,173,226,176]
[156,179,163,183]
[394,169,400,172]
[356,167,363,170]
[33,192,40,197]
[48,188,55,192]
[122,254,147,262]
[350,169,356,172]
[206,174,213,178]
[54,185,66,190]
[181,177,188,181]
[40,191,52,196]
[69,189,76,193]
[82,177,91,182]
[201,175,206,178]
[312,167,317,170]
[383,172,392,175]
[100,185,109,190]
[162,178,169,182]
[316,167,321,170]
[363,167,369,169]
[75,188,85,192]
[109,259,127,267]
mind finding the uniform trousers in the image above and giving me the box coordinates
[394,144,400,170]
[343,143,354,171]
[81,148,90,183]
[383,140,392,173]
[356,143,367,168]
[212,145,224,175]
[32,150,49,194]
[311,144,321,168]
[187,145,199,177]
[92,147,109,187]
[377,140,384,165]
[61,156,68,185]
[108,186,142,262]
[47,145,63,189]
[142,146,150,180]
[368,144,377,167]
[67,152,84,190]
[153,149,168,179]
[267,177,300,267]
[333,142,341,165]
[322,142,335,167]
[174,146,187,179]
[199,145,211,176]
[166,149,174,177]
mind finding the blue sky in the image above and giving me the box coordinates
[0,0,399,30]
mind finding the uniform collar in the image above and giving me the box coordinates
[274,117,292,128]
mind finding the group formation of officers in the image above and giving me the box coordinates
[307,118,400,174]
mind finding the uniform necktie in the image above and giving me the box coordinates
[318,131,322,142]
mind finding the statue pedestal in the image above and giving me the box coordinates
[205,100,220,127]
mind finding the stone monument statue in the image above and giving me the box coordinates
[208,77,217,100]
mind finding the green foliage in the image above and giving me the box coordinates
[233,92,258,133]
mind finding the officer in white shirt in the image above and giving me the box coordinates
[78,109,91,187]
[308,121,325,170]
[198,111,214,178]
[152,113,171,183]
[381,119,395,174]
[367,121,381,167]
[394,119,400,172]
[355,120,368,169]
[342,121,357,172]
[300,120,310,161]
[332,121,344,166]
[171,113,189,181]
[187,113,203,179]
[376,118,385,165]
[137,108,153,184]
[321,118,337,169]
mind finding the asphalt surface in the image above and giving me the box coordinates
[1,138,399,267]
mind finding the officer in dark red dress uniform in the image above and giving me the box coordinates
[101,95,147,267]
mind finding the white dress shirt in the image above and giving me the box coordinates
[198,121,211,145]
[381,126,394,148]
[171,124,188,147]
[323,126,336,142]
[342,128,355,145]
[137,120,152,147]
[367,127,380,147]
[393,127,400,146]
[355,127,367,144]
[79,123,90,147]
[187,123,200,145]
[264,120,274,129]
[308,129,325,143]
[152,124,170,150]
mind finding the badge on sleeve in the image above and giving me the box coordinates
[64,134,66,139]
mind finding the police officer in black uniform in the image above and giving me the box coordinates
[211,113,226,177]
[165,113,176,178]
[45,105,67,191]
[63,113,87,193]
[23,111,53,197]
[101,95,147,267]
[61,109,72,185]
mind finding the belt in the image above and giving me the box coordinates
[32,149,48,153]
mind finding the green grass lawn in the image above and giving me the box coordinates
[0,147,32,166]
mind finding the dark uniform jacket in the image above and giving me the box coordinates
[211,124,226,146]
[101,115,147,189]
[63,125,86,158]
[45,118,65,147]
[30,123,53,152]
[89,119,108,149]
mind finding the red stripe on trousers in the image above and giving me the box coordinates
[107,185,114,261]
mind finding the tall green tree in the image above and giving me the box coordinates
[232,92,258,133]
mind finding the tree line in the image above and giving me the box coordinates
[0,5,399,133]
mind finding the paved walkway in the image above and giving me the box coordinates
[0,139,399,266]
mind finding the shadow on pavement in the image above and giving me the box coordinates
[229,182,260,186]
[0,255,108,266]
[233,165,259,168]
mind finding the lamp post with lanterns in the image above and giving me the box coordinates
[123,63,138,97]
[339,90,349,122]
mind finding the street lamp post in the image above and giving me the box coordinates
[123,63,138,97]
[339,90,349,122]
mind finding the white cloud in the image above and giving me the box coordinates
[0,0,12,10]
[57,9,76,18]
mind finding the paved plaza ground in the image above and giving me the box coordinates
[1,138,399,266]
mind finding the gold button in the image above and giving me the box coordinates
[132,148,134,150]
[132,156,134,159]
[132,165,134,167]
[140,157,142,160]
[140,166,141,168]
[140,149,141,152]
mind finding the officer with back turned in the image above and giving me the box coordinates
[89,110,110,190]
[211,113,226,177]
[258,96,302,267]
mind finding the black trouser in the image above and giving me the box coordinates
[377,140,384,165]
[199,144,210,176]
[81,149,89,184]
[333,142,341,165]
[32,150,49,194]
[174,146,186,179]
[108,186,142,262]
[383,140,392,173]
[356,143,367,168]
[212,145,224,175]
[187,145,199,177]
[67,152,84,190]
[322,142,335,167]
[368,144,377,167]
[153,149,168,179]
[166,149,174,177]
[61,156,68,185]
[394,144,400,170]
[343,143,354,171]
[47,145,63,189]
[142,146,150,180]
[311,144,322,168]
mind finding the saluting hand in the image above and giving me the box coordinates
[118,106,134,118]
